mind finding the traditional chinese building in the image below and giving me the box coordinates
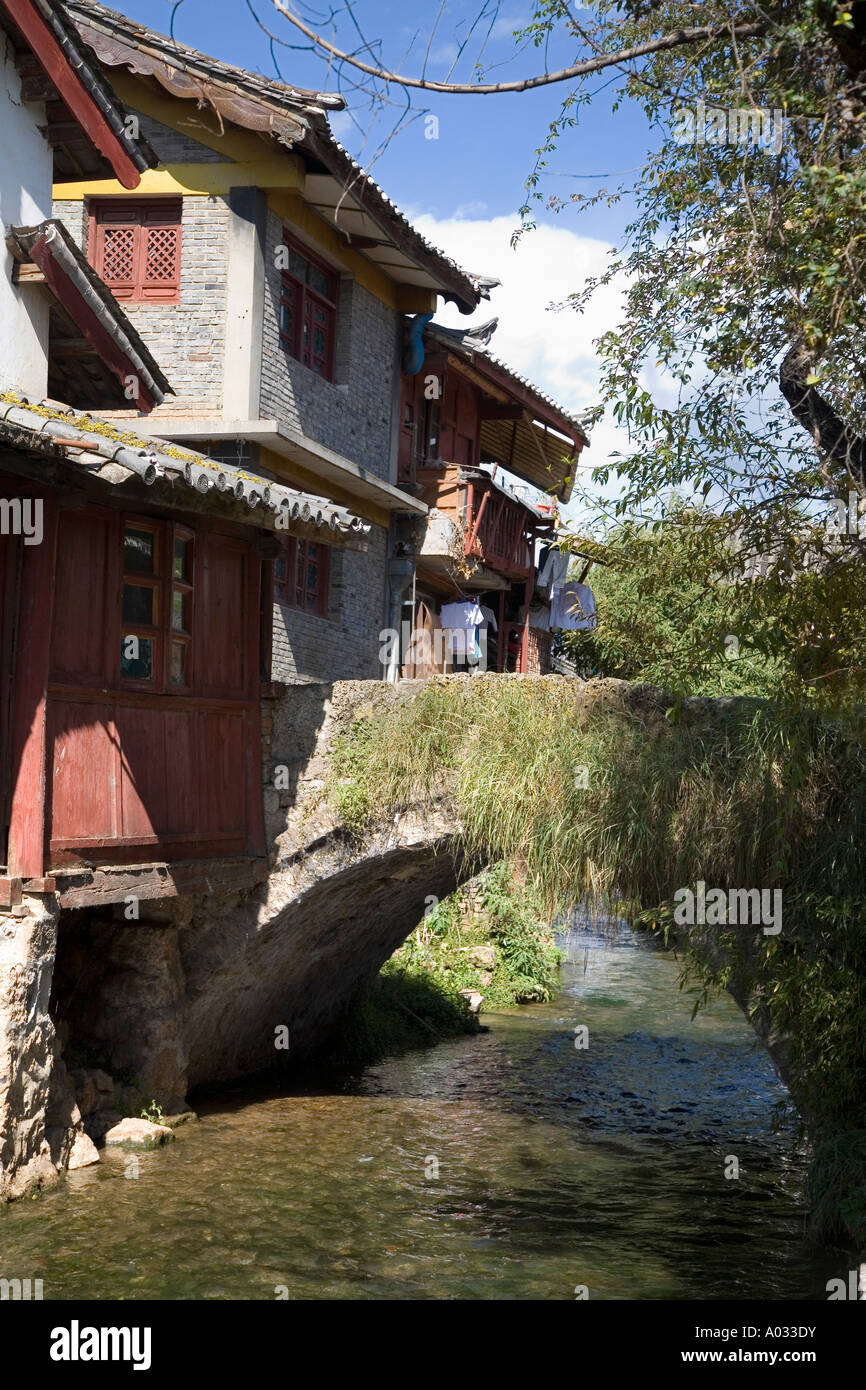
[397,319,590,675]
[50,0,487,686]
[0,0,369,910]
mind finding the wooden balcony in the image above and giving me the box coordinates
[465,475,533,575]
[417,464,535,578]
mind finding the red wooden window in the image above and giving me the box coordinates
[120,519,195,690]
[89,199,182,304]
[274,536,330,617]
[279,234,337,379]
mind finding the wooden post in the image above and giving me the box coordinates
[519,562,534,675]
[245,544,266,857]
[496,588,505,672]
[7,496,57,880]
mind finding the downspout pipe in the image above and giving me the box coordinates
[404,313,434,375]
[385,556,416,682]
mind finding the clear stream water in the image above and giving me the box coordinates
[0,919,840,1300]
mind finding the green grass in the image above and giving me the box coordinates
[387,862,563,1009]
[320,863,563,1068]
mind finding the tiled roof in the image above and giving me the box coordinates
[428,320,592,444]
[65,0,484,310]
[30,0,157,175]
[7,219,172,410]
[307,131,496,307]
[0,393,371,538]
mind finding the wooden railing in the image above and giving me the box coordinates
[464,476,532,574]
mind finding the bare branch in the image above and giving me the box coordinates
[271,3,774,94]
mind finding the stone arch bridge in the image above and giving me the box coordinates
[1,676,787,1199]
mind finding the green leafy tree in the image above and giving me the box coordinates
[563,505,780,694]
[565,501,866,704]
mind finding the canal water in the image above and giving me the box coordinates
[0,919,838,1299]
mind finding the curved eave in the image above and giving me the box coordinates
[8,219,172,412]
[2,0,153,187]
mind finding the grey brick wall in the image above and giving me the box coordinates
[53,198,87,246]
[260,208,398,482]
[52,192,230,416]
[132,112,234,164]
[271,525,388,682]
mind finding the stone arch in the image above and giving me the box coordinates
[48,807,478,1125]
[181,830,473,1087]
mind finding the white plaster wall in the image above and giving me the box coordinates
[0,37,52,397]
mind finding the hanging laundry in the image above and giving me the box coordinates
[479,604,498,632]
[401,602,447,679]
[518,601,552,632]
[440,599,484,632]
[537,544,569,592]
[440,599,484,661]
[550,582,596,631]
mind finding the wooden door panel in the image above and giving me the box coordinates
[199,536,247,697]
[51,511,111,684]
[0,530,19,862]
[198,711,245,834]
[49,703,116,844]
[162,709,198,835]
[116,704,165,839]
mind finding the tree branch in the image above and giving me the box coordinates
[272,3,773,94]
[779,341,866,490]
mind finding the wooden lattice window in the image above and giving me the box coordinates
[274,536,330,617]
[89,199,182,304]
[279,233,337,379]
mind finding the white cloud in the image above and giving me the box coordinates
[410,211,633,518]
[428,42,460,66]
[453,199,489,220]
[326,110,356,143]
[488,14,529,44]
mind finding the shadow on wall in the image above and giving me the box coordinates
[260,211,396,481]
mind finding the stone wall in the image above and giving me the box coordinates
[0,895,97,1200]
[180,679,467,1085]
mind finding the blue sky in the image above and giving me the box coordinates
[113,1,665,512]
[121,1,654,236]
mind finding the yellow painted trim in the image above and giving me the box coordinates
[257,446,390,528]
[397,286,438,314]
[55,159,304,200]
[268,190,398,308]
